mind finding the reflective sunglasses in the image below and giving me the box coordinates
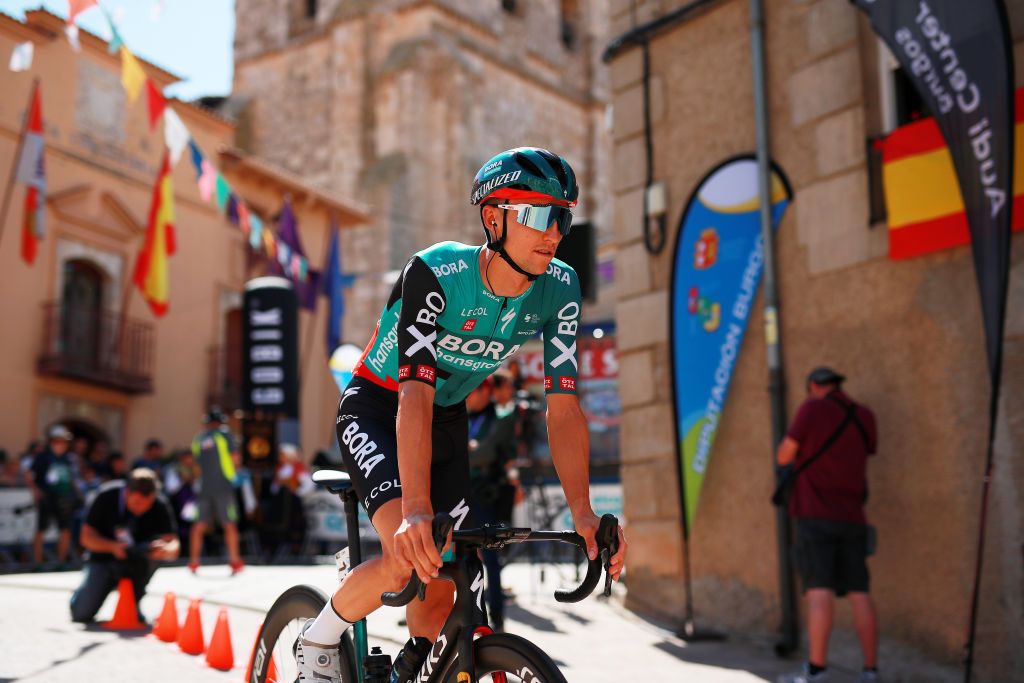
[497,203,574,237]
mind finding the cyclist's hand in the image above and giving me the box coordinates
[574,512,627,581]
[394,512,443,584]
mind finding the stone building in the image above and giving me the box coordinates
[231,0,615,342]
[605,1,1023,681]
[0,10,368,458]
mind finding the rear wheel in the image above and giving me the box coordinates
[248,584,356,683]
[443,633,567,683]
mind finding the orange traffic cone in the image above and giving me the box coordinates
[101,578,146,630]
[152,592,179,642]
[205,608,234,670]
[267,654,278,681]
[177,598,205,655]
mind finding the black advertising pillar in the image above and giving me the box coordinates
[242,276,299,471]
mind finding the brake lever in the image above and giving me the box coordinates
[597,514,619,598]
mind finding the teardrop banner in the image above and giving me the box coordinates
[670,155,793,536]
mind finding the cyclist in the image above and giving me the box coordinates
[297,147,627,681]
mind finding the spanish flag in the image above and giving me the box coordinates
[882,88,1024,259]
[133,152,176,316]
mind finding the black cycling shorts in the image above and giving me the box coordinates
[335,376,475,531]
[794,518,870,596]
[37,495,76,532]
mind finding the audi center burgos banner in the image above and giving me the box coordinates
[849,3,1014,676]
[852,0,1014,397]
[670,156,792,536]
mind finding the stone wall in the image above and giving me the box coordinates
[234,0,614,342]
[608,0,1024,680]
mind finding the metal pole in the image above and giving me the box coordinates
[748,0,798,656]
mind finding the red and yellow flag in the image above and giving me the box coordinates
[15,82,46,265]
[882,88,1024,259]
[133,152,176,316]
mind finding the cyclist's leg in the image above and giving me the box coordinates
[405,408,475,640]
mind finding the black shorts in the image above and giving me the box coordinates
[794,518,870,596]
[38,496,76,532]
[335,377,475,531]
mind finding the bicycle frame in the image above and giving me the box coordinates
[338,484,486,682]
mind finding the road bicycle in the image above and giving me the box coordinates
[246,468,620,682]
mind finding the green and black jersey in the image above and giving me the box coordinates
[352,241,581,406]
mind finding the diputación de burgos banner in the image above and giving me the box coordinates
[851,0,1014,380]
[670,156,792,535]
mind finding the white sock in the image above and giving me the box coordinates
[303,600,353,645]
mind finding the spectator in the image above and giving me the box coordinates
[776,367,880,683]
[132,439,164,474]
[20,440,43,474]
[311,449,335,472]
[27,425,81,566]
[105,451,127,482]
[0,449,26,487]
[163,449,198,548]
[188,407,244,574]
[70,468,178,624]
[466,379,518,632]
[87,441,110,480]
[261,444,311,559]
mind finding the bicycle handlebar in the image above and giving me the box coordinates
[380,513,621,608]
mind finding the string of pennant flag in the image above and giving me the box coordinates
[7,0,319,316]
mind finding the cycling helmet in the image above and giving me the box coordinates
[471,147,579,280]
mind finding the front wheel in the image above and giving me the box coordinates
[443,633,568,683]
[247,584,356,683]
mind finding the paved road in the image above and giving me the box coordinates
[0,562,957,682]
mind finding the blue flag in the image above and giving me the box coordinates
[322,224,355,356]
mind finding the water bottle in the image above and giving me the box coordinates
[389,637,433,683]
[363,646,392,683]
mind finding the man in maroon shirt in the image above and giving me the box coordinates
[776,367,879,683]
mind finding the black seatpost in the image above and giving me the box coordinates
[342,489,362,568]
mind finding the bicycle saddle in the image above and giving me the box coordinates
[312,469,354,493]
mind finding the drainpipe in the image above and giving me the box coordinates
[748,0,798,656]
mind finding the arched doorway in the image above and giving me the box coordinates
[60,259,105,371]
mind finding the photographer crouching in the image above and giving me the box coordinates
[70,468,179,624]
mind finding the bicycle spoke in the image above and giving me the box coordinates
[271,618,302,683]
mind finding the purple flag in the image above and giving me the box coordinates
[275,198,317,310]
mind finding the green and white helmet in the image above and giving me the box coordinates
[471,147,579,207]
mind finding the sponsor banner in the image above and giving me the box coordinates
[852,0,1014,381]
[511,482,622,532]
[243,277,300,417]
[302,490,378,543]
[0,489,47,545]
[670,156,792,533]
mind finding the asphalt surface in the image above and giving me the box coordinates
[0,562,959,682]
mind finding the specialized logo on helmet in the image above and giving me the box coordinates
[472,170,522,204]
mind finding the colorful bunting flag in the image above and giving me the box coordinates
[102,6,124,54]
[262,224,277,259]
[198,160,217,202]
[162,107,189,165]
[249,215,264,250]
[9,42,33,72]
[133,152,176,316]
[65,25,81,52]
[145,79,166,131]
[215,175,230,210]
[237,200,252,236]
[188,140,204,178]
[15,83,46,264]
[120,46,146,103]
[67,0,99,24]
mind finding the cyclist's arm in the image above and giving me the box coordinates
[393,256,447,581]
[80,523,126,558]
[546,394,593,522]
[396,381,435,516]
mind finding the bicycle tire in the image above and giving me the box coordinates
[247,584,357,683]
[441,632,568,683]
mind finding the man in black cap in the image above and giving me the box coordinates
[776,368,880,683]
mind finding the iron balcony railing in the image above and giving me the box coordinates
[37,302,154,394]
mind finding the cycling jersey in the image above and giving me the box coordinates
[352,241,582,406]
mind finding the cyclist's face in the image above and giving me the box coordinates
[499,208,563,273]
